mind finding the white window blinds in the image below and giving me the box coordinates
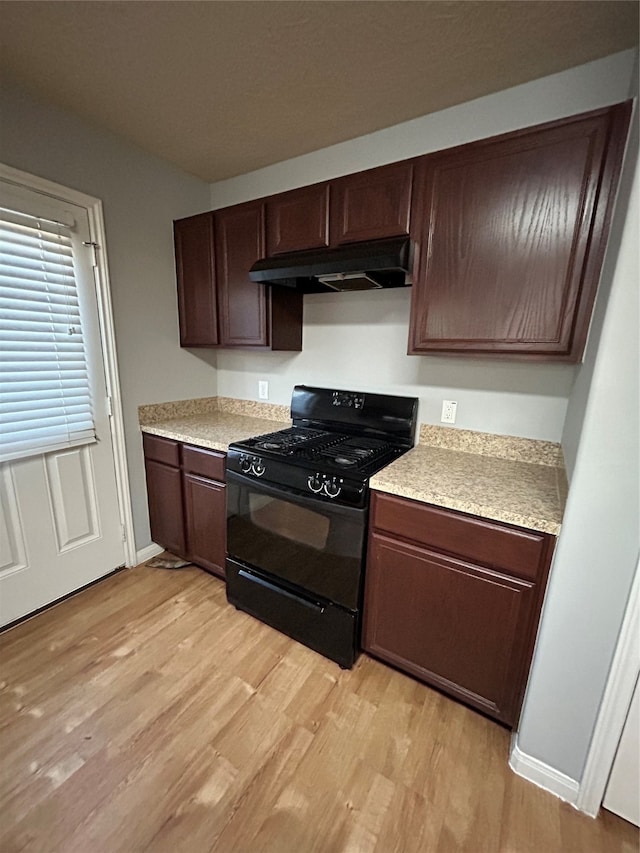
[0,206,95,462]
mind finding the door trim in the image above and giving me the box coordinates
[0,162,137,567]
[576,555,640,816]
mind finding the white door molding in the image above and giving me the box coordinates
[0,162,137,567]
[576,554,640,816]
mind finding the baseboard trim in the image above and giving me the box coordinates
[509,736,580,807]
[135,543,164,565]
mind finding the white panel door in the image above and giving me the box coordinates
[603,675,640,827]
[0,181,125,627]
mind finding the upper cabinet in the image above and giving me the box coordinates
[408,103,631,361]
[174,204,302,351]
[329,161,413,245]
[215,200,269,347]
[266,183,330,255]
[264,161,413,255]
[174,212,218,347]
[175,101,630,358]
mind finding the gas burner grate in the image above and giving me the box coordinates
[252,427,327,452]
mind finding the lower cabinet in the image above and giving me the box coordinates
[363,492,555,727]
[143,433,226,579]
[144,456,186,558]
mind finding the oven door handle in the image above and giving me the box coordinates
[238,569,326,613]
[225,469,366,520]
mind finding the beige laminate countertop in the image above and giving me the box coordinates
[139,397,567,536]
[140,412,290,453]
[370,443,566,535]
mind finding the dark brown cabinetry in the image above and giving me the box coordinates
[215,200,269,347]
[174,213,218,347]
[408,102,631,361]
[182,445,226,578]
[142,434,186,557]
[175,102,629,360]
[142,434,227,579]
[174,204,302,351]
[266,183,330,255]
[363,492,555,727]
[330,161,413,245]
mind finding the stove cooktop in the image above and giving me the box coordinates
[227,427,408,507]
[226,386,418,507]
[234,427,403,476]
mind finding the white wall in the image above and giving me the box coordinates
[0,78,215,551]
[208,49,636,441]
[516,80,639,782]
[217,290,574,440]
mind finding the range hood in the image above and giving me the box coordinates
[249,237,413,293]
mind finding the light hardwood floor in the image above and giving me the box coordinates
[0,565,636,853]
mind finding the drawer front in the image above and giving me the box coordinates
[142,432,180,467]
[182,444,226,482]
[371,492,547,581]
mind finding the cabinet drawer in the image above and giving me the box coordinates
[142,433,180,468]
[182,444,226,482]
[371,492,547,581]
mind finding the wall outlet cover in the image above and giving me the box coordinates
[258,380,269,400]
[441,400,457,424]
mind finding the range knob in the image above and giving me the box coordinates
[239,454,252,473]
[252,458,266,477]
[323,477,342,499]
[307,473,323,493]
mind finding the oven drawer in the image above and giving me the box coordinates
[226,558,358,669]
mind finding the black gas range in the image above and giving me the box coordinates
[225,385,418,668]
[226,427,410,508]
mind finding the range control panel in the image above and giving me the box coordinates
[307,473,344,499]
[238,453,265,477]
[332,391,364,409]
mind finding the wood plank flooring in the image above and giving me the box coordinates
[0,564,636,853]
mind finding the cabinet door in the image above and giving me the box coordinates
[409,102,631,360]
[215,201,269,347]
[144,459,186,557]
[174,212,218,347]
[183,473,226,578]
[266,183,329,255]
[330,161,413,245]
[363,533,535,725]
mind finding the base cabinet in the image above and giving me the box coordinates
[143,434,226,578]
[144,457,186,558]
[363,492,554,727]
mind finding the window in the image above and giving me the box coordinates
[0,202,95,462]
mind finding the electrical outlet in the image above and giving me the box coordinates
[258,380,269,400]
[441,400,457,424]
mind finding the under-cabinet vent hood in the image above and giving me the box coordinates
[249,237,413,293]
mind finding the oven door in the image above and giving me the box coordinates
[226,470,366,611]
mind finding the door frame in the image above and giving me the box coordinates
[0,162,137,567]
[576,555,640,816]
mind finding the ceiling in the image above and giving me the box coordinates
[1,1,637,183]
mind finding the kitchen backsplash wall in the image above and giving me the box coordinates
[215,288,575,441]
[210,50,636,443]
